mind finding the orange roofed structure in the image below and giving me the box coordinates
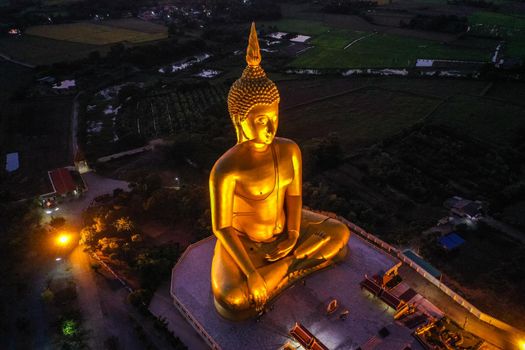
[48,168,76,195]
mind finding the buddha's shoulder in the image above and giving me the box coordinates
[211,144,244,176]
[274,137,301,154]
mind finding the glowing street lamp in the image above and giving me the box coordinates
[56,233,71,247]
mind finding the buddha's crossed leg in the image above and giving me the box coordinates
[211,209,350,320]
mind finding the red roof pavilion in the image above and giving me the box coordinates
[48,168,76,195]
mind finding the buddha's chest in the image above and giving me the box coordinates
[234,159,293,200]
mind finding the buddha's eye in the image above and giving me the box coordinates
[255,116,268,125]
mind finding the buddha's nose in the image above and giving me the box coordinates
[267,121,275,134]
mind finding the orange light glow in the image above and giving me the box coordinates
[519,340,525,350]
[56,233,71,246]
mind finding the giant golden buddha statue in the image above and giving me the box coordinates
[209,23,350,321]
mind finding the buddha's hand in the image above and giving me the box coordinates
[247,271,268,312]
[265,230,299,262]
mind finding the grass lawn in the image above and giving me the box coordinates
[280,87,440,148]
[26,22,168,45]
[291,32,491,69]
[428,95,525,147]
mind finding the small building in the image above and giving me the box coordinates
[5,152,19,172]
[438,232,465,251]
[74,149,90,174]
[47,167,86,197]
[8,28,21,35]
[444,196,484,219]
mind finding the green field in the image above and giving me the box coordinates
[84,83,230,158]
[26,22,168,45]
[0,35,104,65]
[469,12,525,57]
[469,12,525,30]
[291,32,491,68]
[428,95,525,147]
[280,87,441,147]
[258,19,332,36]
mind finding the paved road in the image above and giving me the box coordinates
[0,53,35,68]
[58,172,129,226]
[69,246,177,350]
[399,265,521,350]
[60,171,200,349]
[70,92,82,160]
[70,246,110,349]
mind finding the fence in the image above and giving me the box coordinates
[325,211,525,339]
[170,237,221,350]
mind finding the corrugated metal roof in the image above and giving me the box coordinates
[439,232,465,250]
[6,152,19,172]
[48,168,76,195]
[403,250,442,279]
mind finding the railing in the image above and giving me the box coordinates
[318,210,525,338]
[170,237,221,350]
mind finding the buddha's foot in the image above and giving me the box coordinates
[214,297,262,321]
[333,244,349,263]
[272,245,349,297]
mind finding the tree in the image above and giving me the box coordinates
[315,133,343,170]
[114,217,134,232]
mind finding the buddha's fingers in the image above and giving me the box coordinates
[294,233,331,259]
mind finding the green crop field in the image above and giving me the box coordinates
[310,30,365,49]
[291,32,491,69]
[280,87,441,148]
[428,95,525,147]
[469,12,525,30]
[469,12,525,57]
[258,19,331,36]
[26,22,168,45]
[0,35,104,65]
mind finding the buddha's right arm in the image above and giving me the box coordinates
[210,166,258,277]
[213,227,258,277]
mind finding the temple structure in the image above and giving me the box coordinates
[168,23,423,350]
[165,22,521,350]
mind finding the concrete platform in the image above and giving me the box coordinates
[171,235,424,350]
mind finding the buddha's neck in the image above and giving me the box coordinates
[248,141,270,153]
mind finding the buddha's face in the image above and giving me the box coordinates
[240,101,279,145]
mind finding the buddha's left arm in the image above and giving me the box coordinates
[285,142,302,238]
[266,142,302,261]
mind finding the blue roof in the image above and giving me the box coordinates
[439,232,465,250]
[403,250,442,279]
[6,152,19,172]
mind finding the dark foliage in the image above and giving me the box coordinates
[401,15,468,34]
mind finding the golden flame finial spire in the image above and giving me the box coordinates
[246,22,261,67]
